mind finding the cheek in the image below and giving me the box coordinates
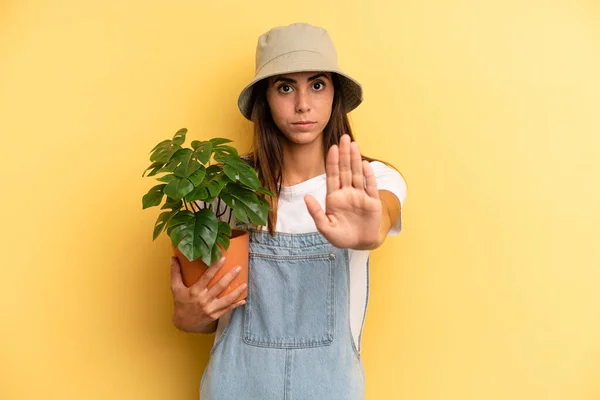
[266,94,288,124]
[317,94,334,120]
[269,104,287,131]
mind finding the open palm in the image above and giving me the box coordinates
[304,134,382,250]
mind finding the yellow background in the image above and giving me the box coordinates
[1,1,599,399]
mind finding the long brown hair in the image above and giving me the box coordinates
[244,72,402,236]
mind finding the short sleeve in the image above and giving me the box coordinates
[370,161,407,236]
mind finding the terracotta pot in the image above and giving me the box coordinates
[171,228,249,302]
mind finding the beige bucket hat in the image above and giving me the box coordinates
[237,22,363,121]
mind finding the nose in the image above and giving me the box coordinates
[295,89,311,113]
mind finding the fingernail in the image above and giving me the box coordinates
[235,266,242,273]
[220,257,226,263]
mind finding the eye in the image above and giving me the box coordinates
[313,81,326,91]
[278,84,293,94]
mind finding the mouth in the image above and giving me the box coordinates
[292,121,316,126]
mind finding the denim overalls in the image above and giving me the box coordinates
[200,229,365,399]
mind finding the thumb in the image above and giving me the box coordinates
[170,256,185,293]
[304,195,330,233]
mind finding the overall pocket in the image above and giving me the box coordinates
[243,252,335,348]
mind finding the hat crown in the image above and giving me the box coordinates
[255,23,339,75]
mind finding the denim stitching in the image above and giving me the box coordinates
[357,255,370,355]
[243,254,335,349]
[345,248,362,361]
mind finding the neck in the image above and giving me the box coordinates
[281,136,326,187]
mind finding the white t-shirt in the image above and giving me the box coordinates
[213,161,407,352]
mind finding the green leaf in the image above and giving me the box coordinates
[209,221,232,264]
[236,166,260,190]
[142,161,165,177]
[218,221,232,238]
[256,195,271,209]
[167,209,218,265]
[213,145,238,157]
[219,192,234,209]
[168,148,202,178]
[150,139,181,163]
[210,245,223,267]
[225,183,269,225]
[219,155,260,190]
[184,186,210,202]
[233,204,249,223]
[193,141,213,164]
[164,177,194,200]
[209,138,233,146]
[153,209,180,240]
[223,164,237,182]
[212,221,233,264]
[172,128,187,145]
[149,139,171,154]
[188,166,206,186]
[157,158,178,173]
[142,184,166,209]
[161,196,182,211]
[257,187,275,198]
[156,174,177,183]
[204,174,230,203]
[205,165,222,179]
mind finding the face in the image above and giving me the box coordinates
[265,71,334,145]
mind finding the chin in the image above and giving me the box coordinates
[284,132,321,146]
[281,126,324,145]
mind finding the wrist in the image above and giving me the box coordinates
[172,312,217,334]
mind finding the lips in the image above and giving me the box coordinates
[292,121,316,125]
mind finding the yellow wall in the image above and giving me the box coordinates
[1,1,599,399]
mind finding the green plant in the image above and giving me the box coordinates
[142,128,274,265]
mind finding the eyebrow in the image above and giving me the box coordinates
[271,73,329,85]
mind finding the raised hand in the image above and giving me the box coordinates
[304,134,382,250]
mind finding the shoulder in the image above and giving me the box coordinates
[369,160,405,182]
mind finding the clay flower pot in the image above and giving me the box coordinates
[171,228,249,302]
[142,128,274,298]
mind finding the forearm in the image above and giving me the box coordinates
[373,197,392,249]
[370,190,401,250]
[172,314,218,334]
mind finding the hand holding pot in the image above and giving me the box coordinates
[170,256,247,333]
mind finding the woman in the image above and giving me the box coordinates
[170,22,407,399]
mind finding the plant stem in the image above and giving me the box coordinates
[228,208,233,224]
[216,198,226,218]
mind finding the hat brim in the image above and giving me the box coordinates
[237,52,363,120]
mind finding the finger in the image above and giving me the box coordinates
[170,257,185,293]
[206,263,243,299]
[363,160,380,199]
[339,135,352,187]
[212,282,248,312]
[326,144,340,193]
[350,141,364,189]
[211,299,247,321]
[190,256,226,293]
[304,194,331,233]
